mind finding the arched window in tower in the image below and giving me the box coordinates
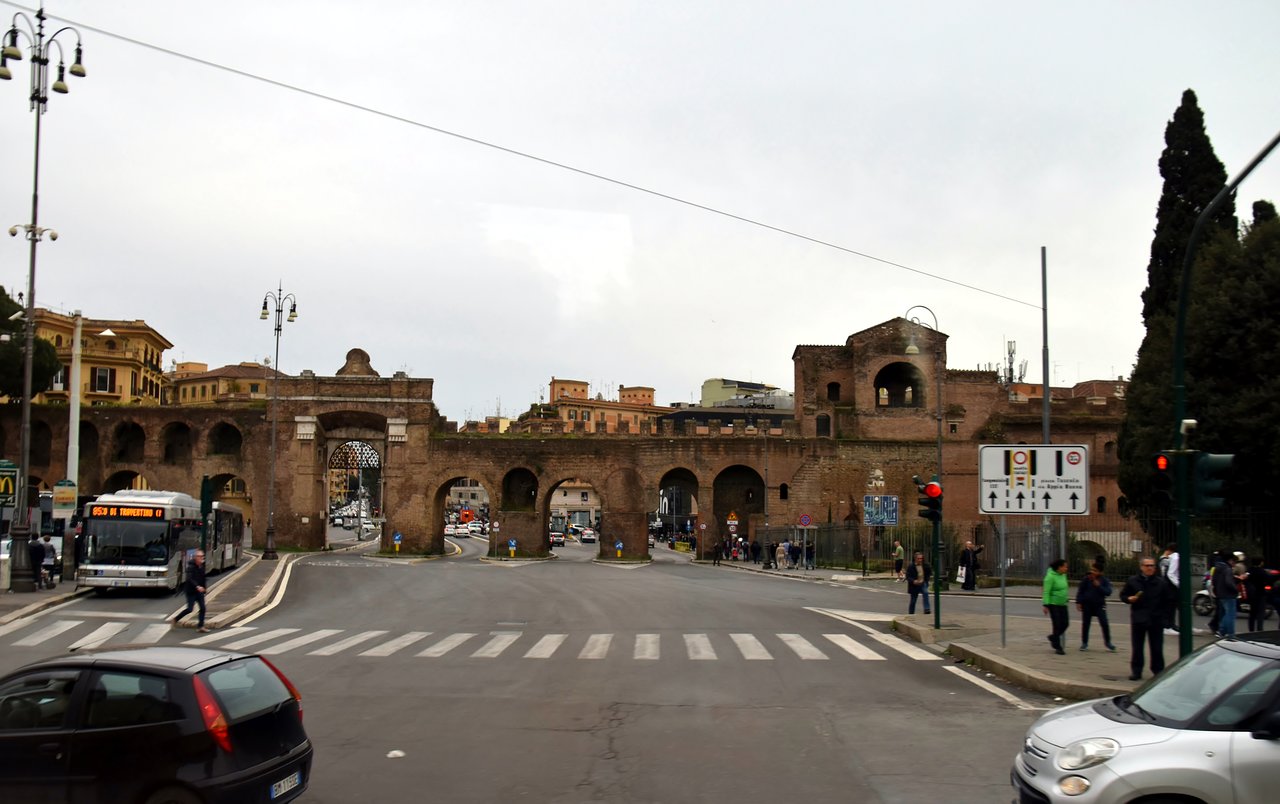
[905,386,914,405]
[878,387,888,406]
[816,414,831,437]
[826,382,841,402]
[779,483,789,500]
[1096,496,1107,513]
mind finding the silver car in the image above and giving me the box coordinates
[1012,632,1280,803]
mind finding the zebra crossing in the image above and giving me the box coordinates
[2,618,940,664]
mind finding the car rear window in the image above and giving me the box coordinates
[200,658,293,722]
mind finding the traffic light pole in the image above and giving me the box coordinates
[931,517,941,630]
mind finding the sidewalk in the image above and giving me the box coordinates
[0,537,372,629]
[709,558,1217,700]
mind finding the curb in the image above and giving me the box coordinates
[207,553,301,628]
[946,640,1134,699]
[0,585,94,625]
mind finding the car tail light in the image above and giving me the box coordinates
[193,675,232,753]
[260,656,304,723]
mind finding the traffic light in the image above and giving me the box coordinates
[1192,452,1234,513]
[1151,452,1174,505]
[916,476,943,522]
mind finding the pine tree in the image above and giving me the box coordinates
[1117,90,1235,514]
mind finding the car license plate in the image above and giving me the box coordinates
[111,580,130,587]
[270,770,301,799]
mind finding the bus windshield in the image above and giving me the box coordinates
[85,521,171,565]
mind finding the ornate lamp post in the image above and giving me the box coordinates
[3,4,87,592]
[905,305,943,628]
[259,283,297,560]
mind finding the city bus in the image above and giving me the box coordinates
[77,490,204,592]
[206,501,244,573]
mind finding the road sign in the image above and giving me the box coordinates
[53,479,77,520]
[508,538,517,548]
[0,459,15,508]
[726,511,739,525]
[728,524,738,534]
[798,513,812,527]
[699,523,706,530]
[979,444,1090,515]
[614,540,623,550]
[862,495,899,526]
[393,532,402,544]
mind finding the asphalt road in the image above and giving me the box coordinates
[0,540,1062,803]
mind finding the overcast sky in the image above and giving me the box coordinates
[1,1,1277,423]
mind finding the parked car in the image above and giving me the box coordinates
[443,524,458,537]
[330,516,344,528]
[648,534,656,548]
[468,521,485,536]
[549,532,565,547]
[1011,631,1280,803]
[579,529,597,544]
[0,645,312,804]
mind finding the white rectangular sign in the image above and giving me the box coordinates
[979,444,1090,515]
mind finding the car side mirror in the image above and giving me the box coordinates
[1251,710,1280,740]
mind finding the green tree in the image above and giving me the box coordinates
[0,286,62,401]
[1118,90,1235,515]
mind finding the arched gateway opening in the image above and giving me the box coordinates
[328,441,382,540]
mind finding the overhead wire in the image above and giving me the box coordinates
[9,3,1039,309]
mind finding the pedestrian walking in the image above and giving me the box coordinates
[959,540,983,591]
[893,540,905,582]
[750,539,761,565]
[775,541,788,570]
[906,552,931,615]
[789,540,802,570]
[27,536,45,589]
[40,534,58,588]
[1160,542,1181,635]
[804,541,815,571]
[1244,556,1269,633]
[712,540,723,566]
[1042,559,1069,655]
[1076,563,1116,651]
[1212,551,1239,637]
[1122,557,1173,680]
[173,549,210,633]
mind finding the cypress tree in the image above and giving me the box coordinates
[1117,90,1235,515]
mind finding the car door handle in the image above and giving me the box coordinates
[38,742,64,758]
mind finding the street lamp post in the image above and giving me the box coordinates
[905,306,943,629]
[259,283,297,560]
[3,4,87,592]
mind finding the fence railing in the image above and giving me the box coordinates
[757,508,1277,583]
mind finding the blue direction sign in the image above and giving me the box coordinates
[863,495,899,526]
[614,540,623,550]
[393,532,402,544]
[508,538,517,549]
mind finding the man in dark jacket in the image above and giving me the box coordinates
[173,550,209,632]
[1076,563,1116,651]
[1122,558,1173,681]
[1211,552,1239,637]
[27,536,46,589]
[905,552,932,615]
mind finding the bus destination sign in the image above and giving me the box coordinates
[89,505,166,519]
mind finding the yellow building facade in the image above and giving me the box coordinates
[32,310,172,407]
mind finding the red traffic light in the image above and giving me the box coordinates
[922,481,943,498]
[1154,454,1170,472]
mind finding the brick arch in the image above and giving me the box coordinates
[207,421,243,458]
[161,421,195,465]
[710,464,766,558]
[111,421,146,464]
[31,419,54,468]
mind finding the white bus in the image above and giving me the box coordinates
[206,501,244,573]
[77,490,204,592]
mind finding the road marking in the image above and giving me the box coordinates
[941,665,1047,711]
[68,621,131,651]
[634,633,660,660]
[311,630,388,655]
[472,632,522,658]
[15,620,82,646]
[730,633,773,660]
[63,610,168,620]
[260,629,344,655]
[809,607,942,661]
[805,607,898,623]
[418,632,476,657]
[0,619,41,639]
[524,634,568,658]
[131,623,171,644]
[222,628,300,651]
[231,556,298,627]
[777,633,828,660]
[183,627,256,645]
[361,631,432,656]
[823,633,884,661]
[684,633,716,660]
[580,633,612,659]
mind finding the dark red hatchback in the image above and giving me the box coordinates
[0,646,313,804]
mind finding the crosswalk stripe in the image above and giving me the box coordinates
[730,633,773,660]
[777,634,828,660]
[684,633,716,660]
[68,622,131,651]
[309,630,387,656]
[418,632,476,657]
[862,631,941,661]
[222,628,300,651]
[524,634,568,659]
[472,632,521,658]
[183,627,255,646]
[132,623,172,645]
[15,620,82,647]
[823,633,884,661]
[634,633,659,660]
[260,629,344,655]
[360,632,431,657]
[579,634,612,659]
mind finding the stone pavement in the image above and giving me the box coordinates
[708,558,1222,701]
